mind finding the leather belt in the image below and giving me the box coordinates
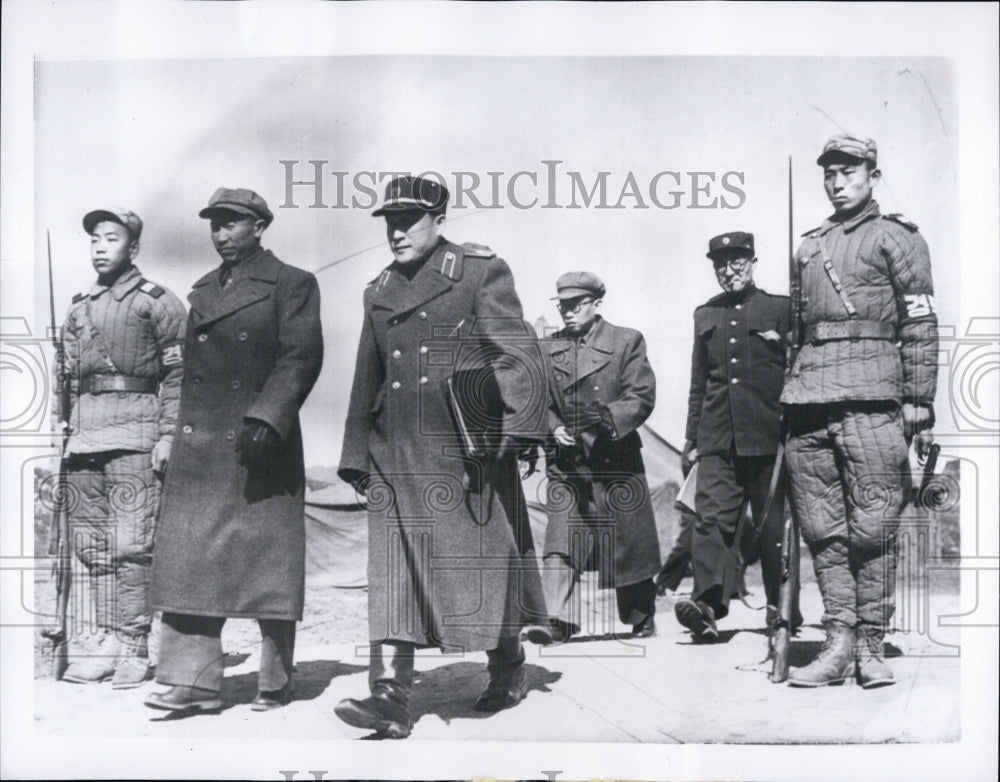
[804,320,895,344]
[85,375,158,394]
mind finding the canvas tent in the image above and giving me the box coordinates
[303,423,685,589]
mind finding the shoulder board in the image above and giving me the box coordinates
[71,292,87,304]
[883,213,919,232]
[138,279,165,298]
[367,267,391,291]
[461,242,496,259]
[801,225,824,238]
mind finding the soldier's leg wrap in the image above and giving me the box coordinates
[836,405,908,635]
[106,451,159,639]
[786,406,856,629]
[691,452,743,619]
[257,619,296,692]
[156,612,226,693]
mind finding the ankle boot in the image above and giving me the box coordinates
[63,630,121,684]
[475,638,528,712]
[856,628,895,689]
[112,634,151,689]
[788,623,854,687]
[335,682,412,738]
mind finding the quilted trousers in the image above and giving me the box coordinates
[785,402,908,632]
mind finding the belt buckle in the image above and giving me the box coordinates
[92,376,105,394]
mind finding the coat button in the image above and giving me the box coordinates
[225,430,235,441]
[729,337,737,344]
[419,346,428,355]
[730,357,738,364]
[238,332,248,342]
[731,377,739,384]
[389,319,397,326]
[391,381,401,390]
[182,425,192,434]
[197,333,208,342]
[192,377,201,387]
[419,376,428,385]
[419,312,427,320]
[735,303,742,310]
[730,320,738,326]
[593,386,600,392]
[231,380,241,390]
[392,350,401,359]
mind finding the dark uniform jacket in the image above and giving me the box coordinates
[781,200,937,406]
[339,237,546,652]
[686,285,789,458]
[152,248,323,621]
[542,316,661,588]
[57,265,186,455]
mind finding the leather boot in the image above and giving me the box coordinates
[63,630,121,684]
[475,638,528,712]
[856,628,895,689]
[788,623,855,687]
[335,642,414,738]
[112,635,152,689]
[335,682,412,738]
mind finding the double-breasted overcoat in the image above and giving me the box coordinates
[339,238,546,652]
[152,248,323,621]
[542,316,661,589]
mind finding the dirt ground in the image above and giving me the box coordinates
[33,559,962,745]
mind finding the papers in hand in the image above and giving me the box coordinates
[675,461,698,513]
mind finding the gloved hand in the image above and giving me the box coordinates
[235,418,280,471]
[588,400,616,438]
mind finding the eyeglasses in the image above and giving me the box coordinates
[557,298,594,314]
[712,257,753,273]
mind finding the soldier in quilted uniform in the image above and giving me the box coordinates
[782,134,938,688]
[53,207,186,687]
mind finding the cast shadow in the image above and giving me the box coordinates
[148,658,366,721]
[358,661,561,739]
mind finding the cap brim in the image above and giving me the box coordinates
[83,210,125,234]
[707,248,754,260]
[199,204,263,221]
[551,288,600,300]
[372,203,434,217]
[816,150,869,167]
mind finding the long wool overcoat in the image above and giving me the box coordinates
[151,248,323,620]
[339,238,547,652]
[542,316,661,589]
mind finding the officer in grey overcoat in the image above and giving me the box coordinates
[335,175,546,738]
[146,188,323,713]
[524,272,662,644]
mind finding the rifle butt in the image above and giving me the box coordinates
[770,627,791,682]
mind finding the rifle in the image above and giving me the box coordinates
[40,229,72,680]
[770,158,802,684]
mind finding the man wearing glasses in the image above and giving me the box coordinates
[525,272,661,644]
[676,232,796,642]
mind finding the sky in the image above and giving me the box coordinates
[34,55,958,466]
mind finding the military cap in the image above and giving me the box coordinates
[816,133,878,167]
[372,175,449,216]
[83,207,143,240]
[551,271,606,300]
[198,187,273,227]
[706,231,754,259]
